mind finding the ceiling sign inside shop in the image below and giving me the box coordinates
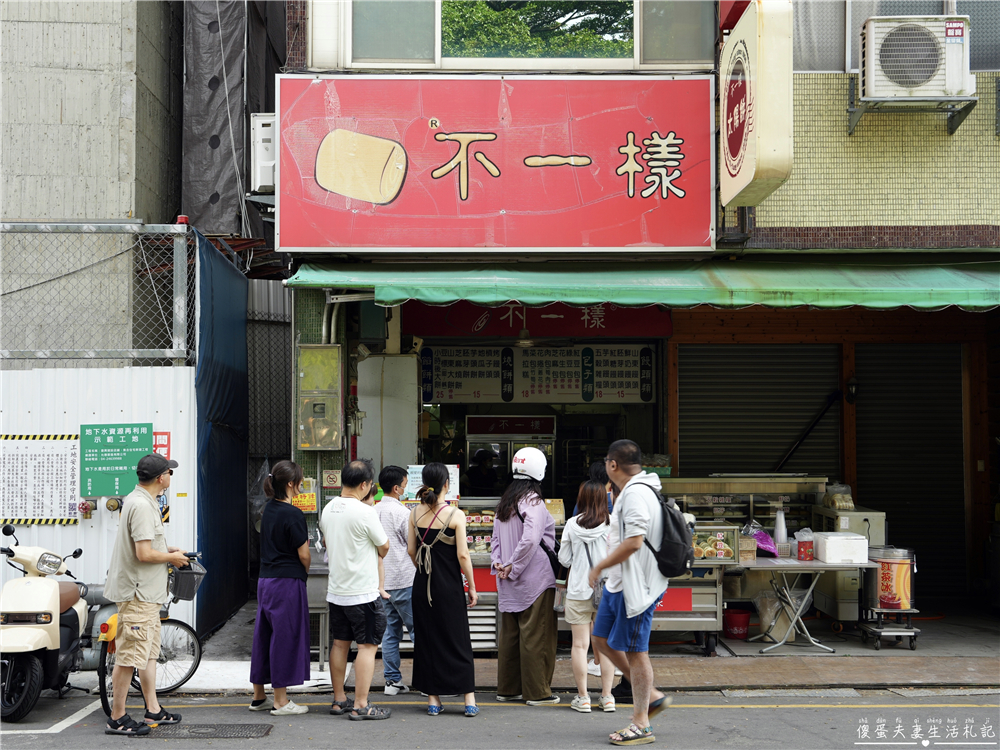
[719,0,793,206]
[276,75,713,251]
[421,345,655,404]
[467,416,556,436]
[402,301,672,339]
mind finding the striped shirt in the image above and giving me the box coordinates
[375,496,416,590]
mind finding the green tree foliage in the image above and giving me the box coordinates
[442,1,633,58]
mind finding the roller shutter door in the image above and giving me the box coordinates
[855,344,964,599]
[678,345,841,478]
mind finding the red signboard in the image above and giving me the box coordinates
[153,432,170,460]
[466,416,556,436]
[402,301,671,339]
[277,75,713,252]
[655,587,693,612]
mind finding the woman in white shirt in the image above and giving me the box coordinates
[558,480,614,714]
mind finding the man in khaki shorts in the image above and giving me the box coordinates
[104,453,190,736]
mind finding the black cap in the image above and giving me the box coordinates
[136,453,178,481]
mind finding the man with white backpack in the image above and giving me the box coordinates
[587,440,671,746]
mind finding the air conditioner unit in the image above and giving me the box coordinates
[250,113,276,193]
[860,16,976,99]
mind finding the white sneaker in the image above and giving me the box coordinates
[270,700,308,716]
[570,695,591,713]
[248,698,273,712]
[384,680,409,696]
[597,695,616,713]
[526,695,560,706]
[587,660,601,677]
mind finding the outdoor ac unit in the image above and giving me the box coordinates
[250,113,276,193]
[860,16,976,99]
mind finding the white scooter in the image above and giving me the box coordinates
[0,524,88,722]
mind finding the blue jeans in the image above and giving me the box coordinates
[381,587,415,683]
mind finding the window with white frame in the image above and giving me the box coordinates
[311,0,717,70]
[791,0,999,72]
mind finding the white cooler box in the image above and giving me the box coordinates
[814,531,868,564]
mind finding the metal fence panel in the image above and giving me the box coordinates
[1,223,196,368]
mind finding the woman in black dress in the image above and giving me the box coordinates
[407,463,479,716]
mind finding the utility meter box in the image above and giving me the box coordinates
[297,345,343,450]
[250,113,276,192]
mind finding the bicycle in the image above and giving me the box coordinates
[98,553,207,717]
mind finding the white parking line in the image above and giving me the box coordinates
[0,699,103,735]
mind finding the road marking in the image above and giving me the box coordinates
[125,701,999,710]
[0,699,103,735]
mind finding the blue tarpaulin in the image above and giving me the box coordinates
[194,229,249,637]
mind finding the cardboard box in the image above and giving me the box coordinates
[814,532,867,564]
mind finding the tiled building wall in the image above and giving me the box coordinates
[751,72,999,248]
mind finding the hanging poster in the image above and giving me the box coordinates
[0,434,80,524]
[420,345,655,404]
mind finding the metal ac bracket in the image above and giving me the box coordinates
[848,77,978,136]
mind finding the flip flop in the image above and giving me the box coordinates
[648,695,672,719]
[609,723,655,746]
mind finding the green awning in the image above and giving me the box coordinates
[285,259,1000,311]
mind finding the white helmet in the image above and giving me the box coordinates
[511,446,546,482]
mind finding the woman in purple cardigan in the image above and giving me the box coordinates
[490,447,558,705]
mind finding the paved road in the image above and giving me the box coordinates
[2,690,997,750]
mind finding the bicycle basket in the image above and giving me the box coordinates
[168,559,207,601]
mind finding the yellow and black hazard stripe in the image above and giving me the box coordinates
[160,505,170,522]
[0,518,80,526]
[1,434,80,441]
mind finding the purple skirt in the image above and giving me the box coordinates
[250,577,311,689]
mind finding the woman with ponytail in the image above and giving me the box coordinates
[407,463,479,716]
[249,461,311,716]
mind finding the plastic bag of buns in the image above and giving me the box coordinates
[822,483,854,511]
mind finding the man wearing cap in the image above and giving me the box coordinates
[104,454,190,736]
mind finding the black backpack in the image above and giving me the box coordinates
[634,484,694,578]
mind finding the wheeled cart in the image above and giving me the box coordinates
[858,607,920,650]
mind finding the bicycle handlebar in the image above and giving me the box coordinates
[184,552,201,559]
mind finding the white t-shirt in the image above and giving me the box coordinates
[617,472,671,618]
[604,504,624,594]
[319,495,389,605]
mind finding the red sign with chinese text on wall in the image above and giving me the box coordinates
[277,75,713,252]
[401,301,672,339]
[466,416,557,436]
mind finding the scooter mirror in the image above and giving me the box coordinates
[2,524,14,536]
[72,548,83,559]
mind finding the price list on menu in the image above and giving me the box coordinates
[0,435,80,522]
[421,344,655,404]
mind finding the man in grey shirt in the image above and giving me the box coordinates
[104,453,190,736]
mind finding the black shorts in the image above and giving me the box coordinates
[329,598,387,645]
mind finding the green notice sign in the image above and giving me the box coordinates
[80,423,153,497]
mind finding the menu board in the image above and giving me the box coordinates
[421,345,655,404]
[404,464,461,503]
[1,435,80,523]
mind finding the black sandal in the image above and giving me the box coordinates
[349,703,392,721]
[106,714,151,736]
[329,697,355,715]
[144,707,182,725]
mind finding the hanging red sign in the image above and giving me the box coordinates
[277,75,714,253]
[402,301,671,339]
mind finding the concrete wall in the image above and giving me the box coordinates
[135,0,183,224]
[0,0,181,222]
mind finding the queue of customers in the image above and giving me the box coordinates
[250,440,672,746]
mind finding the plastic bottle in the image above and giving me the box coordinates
[774,509,788,544]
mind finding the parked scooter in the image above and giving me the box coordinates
[0,524,88,722]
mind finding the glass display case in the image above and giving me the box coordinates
[662,476,828,539]
[691,523,739,564]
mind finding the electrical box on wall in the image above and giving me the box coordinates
[251,113,276,193]
[297,345,343,450]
